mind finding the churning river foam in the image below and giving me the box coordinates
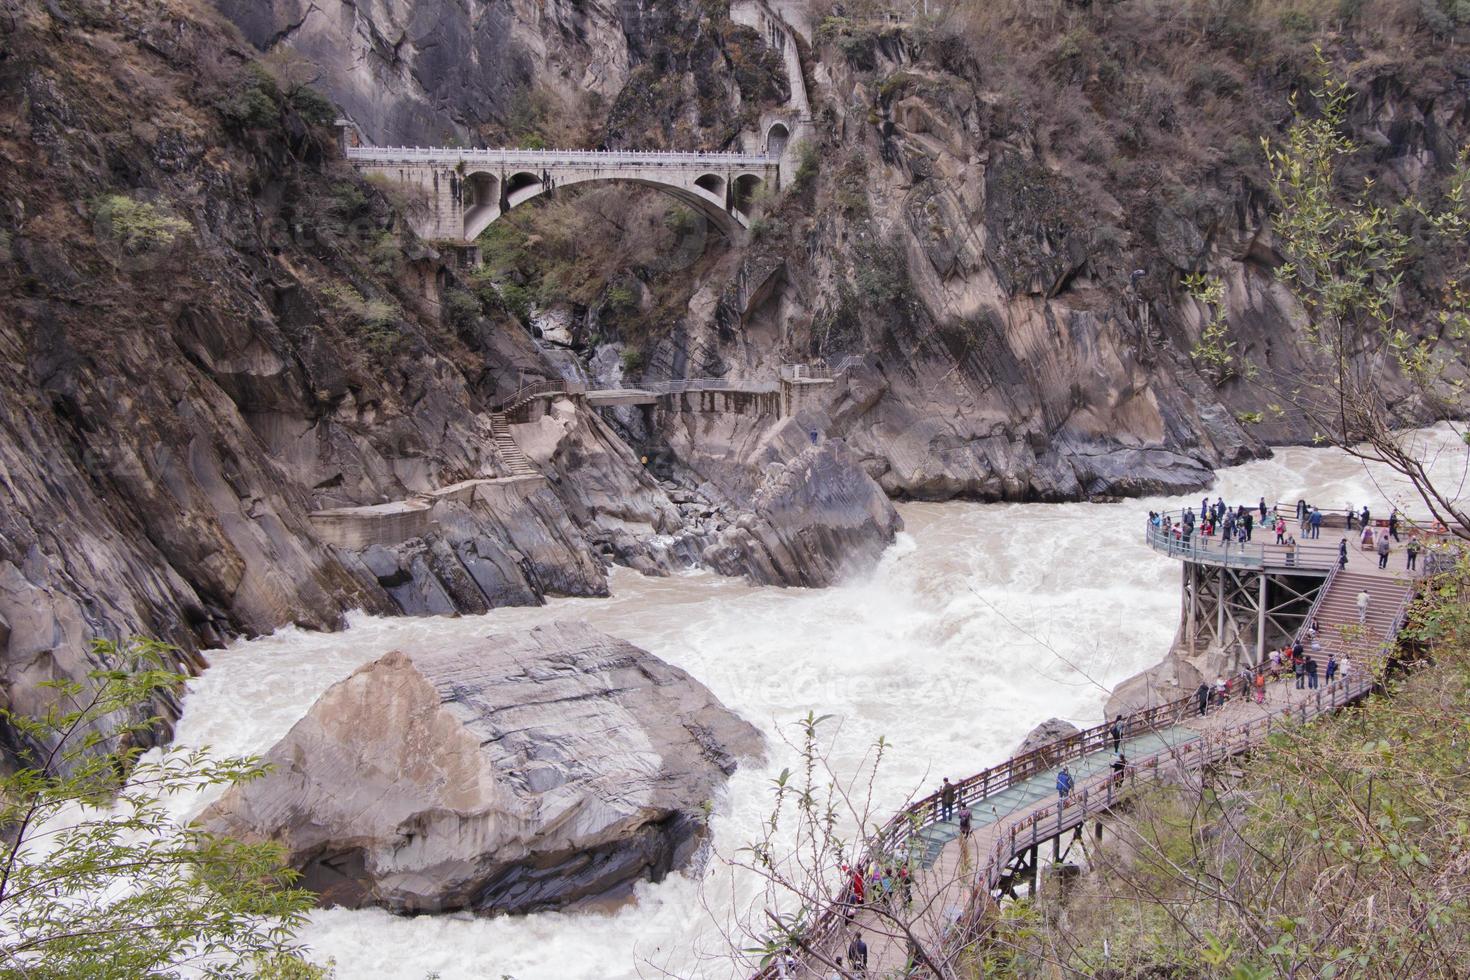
[162,427,1467,979]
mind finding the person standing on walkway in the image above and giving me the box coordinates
[1389,510,1400,541]
[1296,498,1308,524]
[1214,675,1228,707]
[1339,537,1349,569]
[1357,588,1371,624]
[1110,752,1127,787]
[1276,516,1287,544]
[1306,655,1319,689]
[847,932,868,977]
[1259,496,1268,522]
[1196,681,1210,716]
[1243,511,1254,541]
[1294,656,1306,690]
[939,777,956,822]
[827,956,846,980]
[1340,655,1352,680]
[1347,502,1355,530]
[1362,505,1371,529]
[1254,670,1266,704]
[1110,714,1124,752]
[1407,537,1420,571]
[958,804,972,840]
[1310,507,1323,539]
[1056,767,1074,800]
[1377,533,1390,569]
[1326,654,1338,683]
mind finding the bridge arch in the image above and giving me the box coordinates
[694,173,727,201]
[731,172,767,212]
[462,171,500,241]
[482,172,759,237]
[504,171,545,209]
[765,121,790,157]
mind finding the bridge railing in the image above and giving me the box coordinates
[345,146,780,167]
[1144,512,1346,570]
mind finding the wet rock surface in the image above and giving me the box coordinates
[201,622,763,915]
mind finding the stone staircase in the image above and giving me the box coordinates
[1309,568,1413,664]
[490,413,534,477]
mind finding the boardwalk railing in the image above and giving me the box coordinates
[749,674,1266,977]
[943,670,1378,959]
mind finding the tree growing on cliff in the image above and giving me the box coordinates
[0,638,323,978]
[1244,53,1470,538]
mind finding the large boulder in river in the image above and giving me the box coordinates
[201,622,762,915]
[702,430,903,588]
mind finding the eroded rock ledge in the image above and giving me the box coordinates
[201,622,763,915]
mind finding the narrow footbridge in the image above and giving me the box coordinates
[754,508,1433,978]
[346,145,782,242]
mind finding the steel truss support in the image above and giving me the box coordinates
[1178,561,1325,667]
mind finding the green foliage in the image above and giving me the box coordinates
[603,283,637,313]
[320,283,401,354]
[442,289,481,329]
[792,141,820,191]
[216,65,280,130]
[619,347,644,374]
[853,241,908,306]
[1184,272,1243,385]
[0,637,320,977]
[287,86,336,128]
[1260,52,1470,473]
[93,195,191,254]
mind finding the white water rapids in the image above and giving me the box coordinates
[158,428,1466,979]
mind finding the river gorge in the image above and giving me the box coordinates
[149,430,1461,979]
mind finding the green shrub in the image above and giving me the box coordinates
[443,289,480,328]
[217,65,280,129]
[793,141,820,190]
[320,283,401,353]
[497,282,534,323]
[619,348,644,373]
[368,231,402,277]
[288,86,336,127]
[93,194,191,253]
[604,283,637,312]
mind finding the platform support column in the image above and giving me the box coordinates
[1257,573,1268,666]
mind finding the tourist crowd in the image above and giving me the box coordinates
[1147,497,1428,571]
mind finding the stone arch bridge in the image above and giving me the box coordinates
[345,138,786,244]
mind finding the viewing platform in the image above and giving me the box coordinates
[1140,506,1443,675]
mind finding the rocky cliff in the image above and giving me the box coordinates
[0,0,896,773]
[202,622,763,914]
[238,1,1470,502]
[4,0,1468,773]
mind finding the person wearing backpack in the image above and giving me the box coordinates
[1056,767,1074,800]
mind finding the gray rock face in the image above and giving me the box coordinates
[703,430,903,588]
[1013,718,1082,760]
[212,0,634,146]
[201,622,763,915]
